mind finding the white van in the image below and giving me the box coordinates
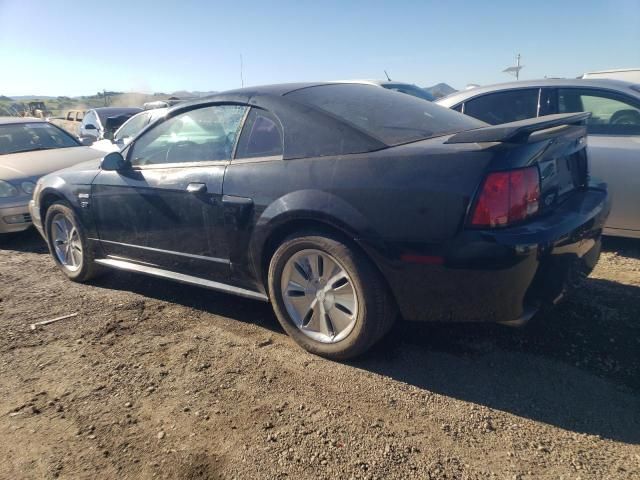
[582,68,640,83]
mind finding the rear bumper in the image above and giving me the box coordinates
[0,203,32,234]
[375,185,610,324]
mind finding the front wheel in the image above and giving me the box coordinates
[268,232,396,360]
[45,201,102,282]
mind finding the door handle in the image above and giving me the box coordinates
[186,182,207,194]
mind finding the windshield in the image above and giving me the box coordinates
[286,84,485,145]
[0,122,79,155]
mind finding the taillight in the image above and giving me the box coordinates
[470,166,540,228]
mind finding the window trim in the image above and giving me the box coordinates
[130,159,231,171]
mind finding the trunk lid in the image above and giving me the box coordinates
[455,113,591,225]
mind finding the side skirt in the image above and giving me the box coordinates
[94,258,269,302]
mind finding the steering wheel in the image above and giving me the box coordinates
[165,140,198,163]
[610,109,640,126]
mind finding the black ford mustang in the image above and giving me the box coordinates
[30,83,610,359]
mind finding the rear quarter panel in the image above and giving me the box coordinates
[222,139,493,289]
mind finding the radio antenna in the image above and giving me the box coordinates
[240,54,244,87]
[384,70,392,81]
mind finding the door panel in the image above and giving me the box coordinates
[90,104,249,281]
[587,136,640,232]
[92,164,230,280]
[555,88,640,232]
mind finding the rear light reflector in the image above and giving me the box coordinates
[471,166,540,228]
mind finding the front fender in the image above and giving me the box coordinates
[35,172,99,238]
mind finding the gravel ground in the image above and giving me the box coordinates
[1,229,639,479]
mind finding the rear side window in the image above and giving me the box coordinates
[464,89,539,125]
[235,108,283,159]
[558,88,640,135]
[286,84,484,146]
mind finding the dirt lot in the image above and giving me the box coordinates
[1,230,639,479]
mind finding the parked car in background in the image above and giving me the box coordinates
[79,107,142,142]
[582,68,640,83]
[0,117,104,234]
[437,78,640,238]
[30,83,609,359]
[50,109,85,137]
[337,80,435,101]
[91,108,168,153]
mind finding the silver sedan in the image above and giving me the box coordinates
[0,117,103,234]
[437,78,640,239]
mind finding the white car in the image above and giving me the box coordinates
[0,117,104,234]
[437,78,640,239]
[582,68,640,84]
[78,107,142,143]
[91,108,168,153]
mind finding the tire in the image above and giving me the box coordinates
[268,232,396,360]
[44,201,103,282]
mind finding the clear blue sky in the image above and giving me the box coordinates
[1,0,639,96]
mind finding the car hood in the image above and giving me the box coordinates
[0,146,104,181]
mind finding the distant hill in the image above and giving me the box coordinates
[423,83,456,99]
[7,95,59,100]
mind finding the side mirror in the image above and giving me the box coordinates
[85,124,97,130]
[79,136,94,146]
[101,151,127,171]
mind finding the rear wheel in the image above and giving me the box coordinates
[268,232,396,360]
[45,201,102,282]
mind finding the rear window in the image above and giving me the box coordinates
[286,84,484,145]
[382,83,435,101]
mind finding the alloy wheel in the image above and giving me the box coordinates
[280,249,359,343]
[51,212,83,272]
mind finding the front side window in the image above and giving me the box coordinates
[235,108,283,159]
[75,111,84,121]
[286,84,483,146]
[463,89,540,125]
[557,88,640,135]
[114,112,150,143]
[129,105,247,166]
[0,122,79,155]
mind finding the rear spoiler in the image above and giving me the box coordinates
[445,112,591,144]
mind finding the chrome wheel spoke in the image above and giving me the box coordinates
[286,292,315,327]
[50,213,82,272]
[303,302,322,331]
[326,304,353,333]
[281,248,358,344]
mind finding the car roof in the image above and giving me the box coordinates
[167,82,389,159]
[90,107,142,113]
[584,68,640,75]
[437,78,640,106]
[0,116,45,125]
